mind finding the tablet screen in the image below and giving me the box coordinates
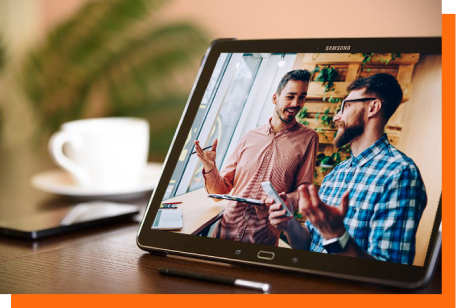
[138,39,442,286]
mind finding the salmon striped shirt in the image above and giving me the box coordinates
[203,119,318,246]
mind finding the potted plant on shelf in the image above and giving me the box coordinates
[316,152,340,169]
[312,65,339,93]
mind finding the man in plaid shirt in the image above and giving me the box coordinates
[267,73,427,265]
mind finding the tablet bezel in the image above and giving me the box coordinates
[137,37,442,288]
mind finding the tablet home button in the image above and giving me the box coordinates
[257,251,275,260]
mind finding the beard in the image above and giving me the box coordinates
[333,109,365,148]
[276,105,299,124]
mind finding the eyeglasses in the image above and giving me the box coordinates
[339,97,378,114]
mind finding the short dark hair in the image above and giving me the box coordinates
[347,73,403,121]
[276,69,311,95]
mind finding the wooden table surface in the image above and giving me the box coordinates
[0,145,441,294]
[165,187,228,235]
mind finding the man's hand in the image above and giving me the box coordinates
[298,185,349,240]
[266,193,294,231]
[194,139,218,173]
[266,191,312,250]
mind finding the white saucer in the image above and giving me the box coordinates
[30,163,163,200]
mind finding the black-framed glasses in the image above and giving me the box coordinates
[339,97,378,114]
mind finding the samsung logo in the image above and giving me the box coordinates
[325,46,351,51]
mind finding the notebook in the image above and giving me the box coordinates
[151,209,183,230]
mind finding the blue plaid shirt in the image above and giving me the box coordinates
[305,134,427,265]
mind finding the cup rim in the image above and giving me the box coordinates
[61,117,149,132]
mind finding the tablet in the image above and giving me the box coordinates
[137,37,442,289]
[208,194,265,206]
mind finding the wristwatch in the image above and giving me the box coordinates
[322,230,350,254]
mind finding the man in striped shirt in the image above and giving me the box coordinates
[193,70,319,246]
[267,73,427,265]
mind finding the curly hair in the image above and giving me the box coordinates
[276,69,311,95]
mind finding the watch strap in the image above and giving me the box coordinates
[322,230,350,253]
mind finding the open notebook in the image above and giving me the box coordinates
[152,209,183,230]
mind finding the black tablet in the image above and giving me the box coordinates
[137,37,442,288]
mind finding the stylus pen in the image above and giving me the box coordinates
[159,268,270,292]
[189,145,212,155]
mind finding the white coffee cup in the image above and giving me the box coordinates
[48,117,149,190]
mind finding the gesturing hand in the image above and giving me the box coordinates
[298,185,349,240]
[194,139,218,173]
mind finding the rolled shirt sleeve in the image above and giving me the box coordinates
[202,137,244,198]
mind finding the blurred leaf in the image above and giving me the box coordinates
[0,39,4,70]
[0,38,4,143]
[19,0,209,160]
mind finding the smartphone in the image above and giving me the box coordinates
[207,194,265,206]
[0,201,140,239]
[261,182,293,217]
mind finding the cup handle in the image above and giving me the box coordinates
[48,131,90,185]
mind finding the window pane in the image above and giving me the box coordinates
[188,54,262,192]
[163,53,230,199]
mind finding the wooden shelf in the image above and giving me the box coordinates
[307,82,413,101]
[316,130,337,144]
[303,101,340,113]
[293,52,420,185]
[297,53,420,65]
[307,82,351,99]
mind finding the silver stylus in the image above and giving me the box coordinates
[159,268,270,292]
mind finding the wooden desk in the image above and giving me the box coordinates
[164,188,228,235]
[164,188,290,248]
[0,145,441,294]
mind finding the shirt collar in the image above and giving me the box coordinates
[266,118,298,135]
[350,134,391,167]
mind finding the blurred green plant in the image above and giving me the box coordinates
[0,38,4,143]
[20,0,209,160]
[0,39,4,69]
